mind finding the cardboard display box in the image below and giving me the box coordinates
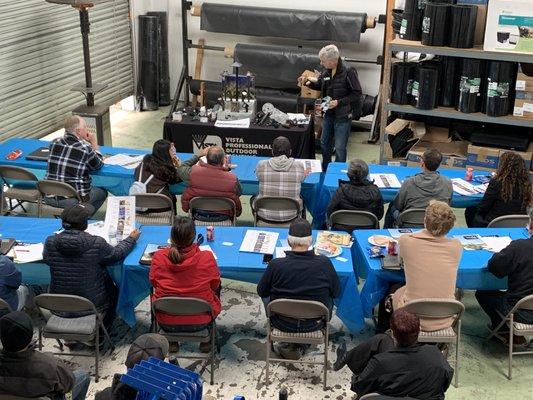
[299,70,321,99]
[500,144,533,171]
[467,144,500,171]
[384,119,426,160]
[407,140,469,170]
[484,0,533,54]
[513,71,533,119]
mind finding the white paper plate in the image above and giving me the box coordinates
[368,235,395,247]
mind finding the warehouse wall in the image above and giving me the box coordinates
[131,0,386,99]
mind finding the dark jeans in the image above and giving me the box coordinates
[159,323,211,333]
[475,290,533,329]
[384,203,400,229]
[44,186,108,215]
[464,206,488,228]
[71,369,91,400]
[321,115,351,171]
[262,297,331,333]
[345,333,395,376]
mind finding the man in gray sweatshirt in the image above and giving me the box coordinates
[384,148,453,228]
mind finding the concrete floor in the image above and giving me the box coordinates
[39,105,533,399]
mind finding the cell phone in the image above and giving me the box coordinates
[262,253,273,264]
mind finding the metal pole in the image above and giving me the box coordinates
[79,6,94,106]
[181,0,191,105]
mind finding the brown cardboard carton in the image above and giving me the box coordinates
[467,144,500,172]
[384,119,425,160]
[407,141,469,170]
[513,72,533,119]
[499,143,533,170]
[299,70,321,99]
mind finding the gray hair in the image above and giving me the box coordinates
[287,235,313,248]
[64,115,82,134]
[206,146,225,166]
[348,159,369,183]
[318,44,340,61]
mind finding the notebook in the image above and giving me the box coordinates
[25,147,50,161]
[0,239,16,255]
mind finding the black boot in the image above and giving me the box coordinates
[333,339,347,371]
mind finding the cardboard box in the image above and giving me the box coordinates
[299,70,321,99]
[384,119,425,160]
[457,0,488,45]
[467,144,500,171]
[407,141,469,170]
[499,143,533,171]
[484,0,533,54]
[513,72,533,119]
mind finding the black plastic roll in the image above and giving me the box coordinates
[415,64,440,110]
[449,5,477,48]
[391,62,416,105]
[147,12,170,106]
[439,56,461,108]
[457,59,485,113]
[399,0,425,41]
[421,3,451,46]
[138,15,160,111]
[201,3,367,43]
[484,61,517,117]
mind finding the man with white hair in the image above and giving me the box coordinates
[475,206,533,347]
[298,44,362,170]
[45,115,107,214]
[257,218,340,359]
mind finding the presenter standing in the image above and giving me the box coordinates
[298,45,362,171]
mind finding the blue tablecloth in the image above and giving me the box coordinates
[119,225,364,332]
[313,163,486,228]
[353,227,530,317]
[0,138,322,217]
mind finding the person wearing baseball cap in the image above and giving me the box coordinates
[43,203,141,330]
[257,218,341,360]
[95,333,169,400]
[0,311,90,400]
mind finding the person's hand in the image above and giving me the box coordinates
[87,131,98,149]
[329,99,339,109]
[297,74,307,86]
[198,147,209,157]
[129,229,141,240]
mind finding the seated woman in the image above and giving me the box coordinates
[149,217,221,339]
[465,151,532,227]
[134,139,207,213]
[392,200,462,331]
[326,159,384,231]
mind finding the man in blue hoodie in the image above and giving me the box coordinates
[0,255,28,314]
[384,148,453,228]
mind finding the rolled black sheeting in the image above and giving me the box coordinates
[449,5,477,48]
[147,11,171,106]
[457,58,485,113]
[414,63,440,110]
[421,3,451,46]
[438,56,461,108]
[399,0,425,41]
[234,44,320,89]
[200,3,367,42]
[138,15,160,111]
[391,62,417,105]
[484,61,517,117]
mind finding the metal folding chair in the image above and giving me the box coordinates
[189,196,236,226]
[36,180,80,218]
[487,215,529,228]
[0,166,40,215]
[252,196,302,227]
[396,208,426,228]
[134,193,175,225]
[327,210,379,232]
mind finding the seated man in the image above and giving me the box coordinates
[45,115,107,215]
[253,136,306,222]
[476,206,533,347]
[257,218,340,359]
[384,148,452,228]
[43,204,140,330]
[181,146,242,222]
[334,309,453,399]
[0,255,29,314]
[0,311,90,400]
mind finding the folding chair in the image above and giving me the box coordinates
[151,297,218,384]
[327,210,379,232]
[403,298,464,387]
[37,180,80,217]
[0,298,12,313]
[486,294,533,379]
[266,299,330,390]
[252,196,302,227]
[487,215,529,228]
[359,395,417,400]
[0,166,40,216]
[0,395,51,400]
[34,294,114,382]
[134,193,175,225]
[189,196,236,226]
[396,208,426,228]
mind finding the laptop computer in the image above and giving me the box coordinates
[0,239,16,255]
[25,147,50,161]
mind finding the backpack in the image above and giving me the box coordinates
[129,162,163,211]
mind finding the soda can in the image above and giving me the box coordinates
[206,226,215,242]
[387,240,397,256]
[465,167,474,182]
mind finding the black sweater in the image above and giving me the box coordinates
[475,179,528,224]
[488,236,533,305]
[327,179,384,221]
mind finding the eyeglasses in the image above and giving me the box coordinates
[196,233,204,245]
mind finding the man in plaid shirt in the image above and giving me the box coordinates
[254,136,307,222]
[44,116,107,214]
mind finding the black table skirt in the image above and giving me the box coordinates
[163,116,315,158]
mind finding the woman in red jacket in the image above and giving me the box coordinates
[149,217,221,334]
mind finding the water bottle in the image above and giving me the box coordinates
[279,387,288,400]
